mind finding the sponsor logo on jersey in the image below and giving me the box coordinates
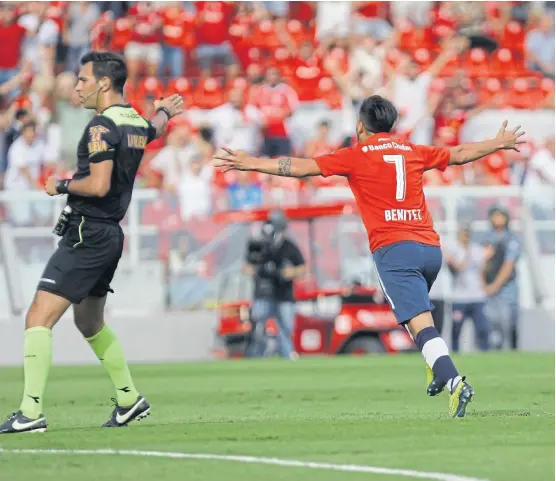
[127,134,147,149]
[362,142,412,152]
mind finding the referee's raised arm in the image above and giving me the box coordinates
[150,94,185,139]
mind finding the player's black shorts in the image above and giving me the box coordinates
[37,215,124,304]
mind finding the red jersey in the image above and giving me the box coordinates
[128,4,161,44]
[434,110,468,147]
[0,23,26,68]
[252,83,299,138]
[314,133,450,252]
[196,1,233,45]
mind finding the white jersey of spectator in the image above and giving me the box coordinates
[348,40,385,94]
[151,144,201,192]
[524,145,555,187]
[5,134,44,190]
[446,242,487,303]
[316,1,351,40]
[390,1,433,27]
[525,18,555,73]
[67,3,100,47]
[393,71,433,144]
[18,14,59,72]
[178,161,213,221]
[210,103,262,155]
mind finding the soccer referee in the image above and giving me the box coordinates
[0,52,184,434]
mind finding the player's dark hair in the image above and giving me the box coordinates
[359,95,398,134]
[81,51,127,94]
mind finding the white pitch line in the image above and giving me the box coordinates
[0,448,489,481]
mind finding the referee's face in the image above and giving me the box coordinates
[75,62,101,110]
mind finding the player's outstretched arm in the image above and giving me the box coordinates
[214,148,323,178]
[448,121,526,166]
[150,94,185,139]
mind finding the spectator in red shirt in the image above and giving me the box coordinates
[195,1,238,78]
[253,66,299,158]
[0,5,27,90]
[159,2,196,78]
[124,2,163,84]
[304,120,338,158]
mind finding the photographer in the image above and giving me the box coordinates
[244,211,305,359]
[483,206,521,350]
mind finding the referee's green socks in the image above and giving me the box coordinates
[86,325,139,407]
[20,327,52,419]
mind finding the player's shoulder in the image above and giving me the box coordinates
[99,104,149,130]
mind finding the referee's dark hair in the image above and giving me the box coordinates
[81,52,127,94]
[359,95,398,134]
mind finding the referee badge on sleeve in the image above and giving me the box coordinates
[88,125,110,154]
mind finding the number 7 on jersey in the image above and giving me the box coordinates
[383,155,406,202]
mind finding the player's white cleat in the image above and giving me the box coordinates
[0,410,47,434]
[102,396,151,427]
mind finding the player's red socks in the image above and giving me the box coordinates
[415,326,461,393]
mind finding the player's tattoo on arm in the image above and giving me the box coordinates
[277,157,292,176]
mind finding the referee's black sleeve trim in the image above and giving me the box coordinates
[88,149,115,163]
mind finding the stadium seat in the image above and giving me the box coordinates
[477,78,503,105]
[165,77,194,107]
[251,19,282,50]
[490,48,522,78]
[463,48,490,79]
[506,78,539,109]
[501,21,526,52]
[193,77,226,109]
[136,77,165,102]
[316,77,342,109]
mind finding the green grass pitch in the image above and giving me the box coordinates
[0,352,553,481]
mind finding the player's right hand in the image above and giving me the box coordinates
[496,120,526,152]
[154,94,184,118]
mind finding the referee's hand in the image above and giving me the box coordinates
[45,176,59,196]
[154,94,185,118]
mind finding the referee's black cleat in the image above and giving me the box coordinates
[426,364,446,396]
[102,396,151,427]
[0,410,47,434]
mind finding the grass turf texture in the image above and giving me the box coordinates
[0,353,553,481]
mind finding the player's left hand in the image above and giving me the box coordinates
[497,120,526,152]
[45,176,58,196]
[213,147,252,172]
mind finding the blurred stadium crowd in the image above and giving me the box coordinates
[0,1,554,226]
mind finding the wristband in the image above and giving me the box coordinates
[56,179,70,195]
[156,106,171,120]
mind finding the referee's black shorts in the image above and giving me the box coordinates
[37,215,124,304]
